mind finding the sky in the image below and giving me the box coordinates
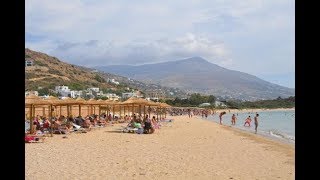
[26,0,295,88]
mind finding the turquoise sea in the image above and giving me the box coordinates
[205,110,295,144]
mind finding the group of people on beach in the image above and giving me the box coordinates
[126,114,161,134]
[219,112,260,133]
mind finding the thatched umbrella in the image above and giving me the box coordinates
[121,97,158,118]
[43,96,61,137]
[75,97,86,117]
[102,99,117,117]
[59,97,77,117]
[25,95,50,134]
[86,98,97,115]
[158,102,171,118]
[96,99,107,115]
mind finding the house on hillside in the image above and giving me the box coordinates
[105,93,120,100]
[87,87,100,93]
[122,91,144,99]
[70,90,83,98]
[25,58,34,67]
[25,91,38,97]
[55,85,71,97]
[107,78,120,85]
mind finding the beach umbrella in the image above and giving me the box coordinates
[25,94,48,106]
[158,102,171,107]
[121,97,158,118]
[96,99,107,115]
[25,95,50,134]
[75,97,86,117]
[86,99,98,114]
[43,96,61,137]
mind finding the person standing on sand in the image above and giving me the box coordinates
[254,114,259,133]
[188,109,191,118]
[219,112,226,125]
[231,114,237,125]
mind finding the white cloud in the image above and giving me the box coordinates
[26,0,294,87]
[29,33,231,67]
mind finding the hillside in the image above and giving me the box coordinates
[25,49,187,98]
[95,57,295,101]
[25,48,115,91]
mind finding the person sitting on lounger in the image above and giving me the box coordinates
[83,117,92,129]
[98,116,107,126]
[42,118,51,129]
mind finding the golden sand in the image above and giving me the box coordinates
[25,115,294,180]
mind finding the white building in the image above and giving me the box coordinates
[105,93,120,100]
[25,58,34,67]
[122,91,143,99]
[214,101,227,107]
[107,78,120,85]
[55,85,71,97]
[87,87,100,93]
[70,90,83,98]
[122,92,136,99]
[25,91,38,97]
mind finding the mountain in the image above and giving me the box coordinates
[25,49,187,98]
[95,57,295,101]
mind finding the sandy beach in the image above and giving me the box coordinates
[25,115,294,180]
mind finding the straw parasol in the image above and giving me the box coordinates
[25,95,49,106]
[121,97,157,106]
[85,98,96,105]
[25,95,50,134]
[159,102,171,107]
[121,97,159,118]
[75,97,86,103]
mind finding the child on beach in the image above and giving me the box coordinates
[231,114,237,125]
[244,116,252,127]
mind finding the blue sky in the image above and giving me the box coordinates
[26,0,295,88]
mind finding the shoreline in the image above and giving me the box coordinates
[199,116,295,146]
[26,115,294,180]
[213,107,295,114]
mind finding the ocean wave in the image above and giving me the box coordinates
[269,129,295,142]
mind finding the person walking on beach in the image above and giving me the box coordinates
[254,114,259,133]
[244,116,252,127]
[219,111,226,125]
[231,114,237,125]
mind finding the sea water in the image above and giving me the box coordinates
[205,110,295,144]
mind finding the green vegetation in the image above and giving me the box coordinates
[38,87,59,96]
[48,69,63,76]
[101,87,130,96]
[94,74,106,83]
[68,82,86,90]
[165,93,216,107]
[225,96,295,109]
[164,93,295,109]
[33,61,49,67]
